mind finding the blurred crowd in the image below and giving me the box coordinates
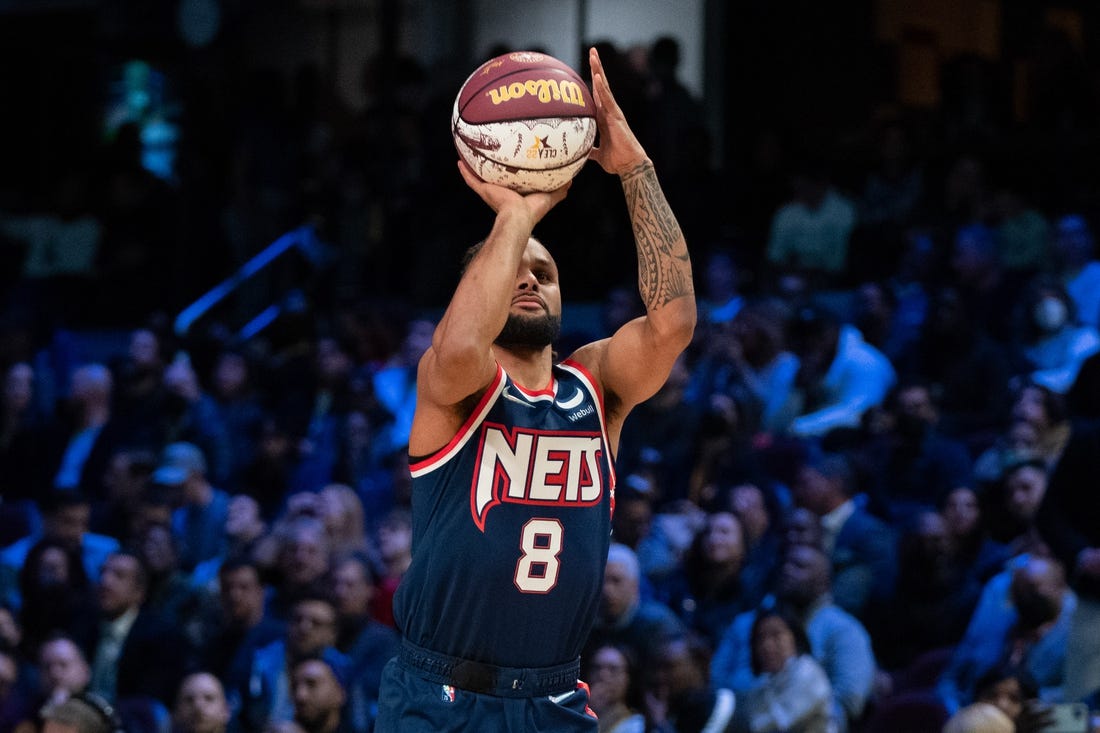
[2,27,1100,733]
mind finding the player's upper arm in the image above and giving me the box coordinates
[577,297,695,414]
[415,341,497,410]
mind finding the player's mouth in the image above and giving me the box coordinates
[513,296,546,311]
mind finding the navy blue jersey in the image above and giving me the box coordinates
[395,360,615,668]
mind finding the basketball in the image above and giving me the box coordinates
[452,51,597,193]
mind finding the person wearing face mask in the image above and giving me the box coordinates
[936,554,1076,714]
[1015,277,1100,394]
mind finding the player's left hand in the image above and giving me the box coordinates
[587,46,649,176]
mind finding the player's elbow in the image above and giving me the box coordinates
[653,299,697,351]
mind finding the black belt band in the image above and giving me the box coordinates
[398,638,580,698]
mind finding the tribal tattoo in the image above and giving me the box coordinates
[622,161,694,310]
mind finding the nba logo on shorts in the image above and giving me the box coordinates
[442,685,455,702]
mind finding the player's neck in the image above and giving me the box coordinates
[496,347,553,390]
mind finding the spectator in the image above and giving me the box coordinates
[655,511,753,646]
[316,485,367,558]
[937,554,1075,713]
[1034,419,1100,704]
[202,557,284,685]
[582,643,647,733]
[44,363,125,499]
[1051,214,1100,330]
[208,349,267,492]
[784,305,896,439]
[369,508,410,629]
[82,550,190,706]
[972,662,1053,733]
[942,701,1014,733]
[1011,276,1100,394]
[10,635,92,733]
[17,538,98,659]
[648,632,736,733]
[1,490,119,587]
[289,651,350,733]
[711,544,877,730]
[173,672,231,733]
[190,494,270,592]
[855,379,974,524]
[735,605,835,733]
[39,692,122,733]
[726,483,782,613]
[157,441,231,572]
[587,543,685,673]
[328,551,397,732]
[789,450,898,621]
[765,155,857,287]
[236,595,341,732]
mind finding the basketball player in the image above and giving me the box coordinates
[374,46,696,732]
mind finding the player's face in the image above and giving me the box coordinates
[496,239,562,350]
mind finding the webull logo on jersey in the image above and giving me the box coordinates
[470,423,604,531]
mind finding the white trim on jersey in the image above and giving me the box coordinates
[409,365,507,478]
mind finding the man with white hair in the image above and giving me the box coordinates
[585,543,684,671]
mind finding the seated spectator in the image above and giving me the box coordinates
[207,349,267,493]
[937,554,1075,713]
[157,442,231,572]
[942,701,1014,733]
[711,543,877,730]
[135,522,212,648]
[854,379,974,524]
[328,551,397,732]
[899,286,1014,455]
[940,485,1011,587]
[875,511,981,671]
[765,154,857,287]
[1011,276,1100,394]
[173,672,231,733]
[201,557,284,685]
[582,643,647,733]
[648,632,736,733]
[734,605,835,733]
[16,538,98,659]
[11,634,93,733]
[80,550,191,707]
[972,661,1053,733]
[39,692,124,733]
[235,594,342,733]
[790,449,898,622]
[784,305,896,439]
[726,483,782,612]
[1050,214,1100,330]
[1,490,119,588]
[984,458,1052,558]
[587,543,685,673]
[258,514,333,622]
[190,494,270,593]
[369,508,411,629]
[655,511,753,646]
[289,651,351,733]
[316,485,367,558]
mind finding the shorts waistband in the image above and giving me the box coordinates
[398,638,580,698]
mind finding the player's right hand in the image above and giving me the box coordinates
[457,160,570,224]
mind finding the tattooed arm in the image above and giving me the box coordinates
[567,48,696,443]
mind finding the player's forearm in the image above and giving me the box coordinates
[434,206,534,356]
[622,160,696,333]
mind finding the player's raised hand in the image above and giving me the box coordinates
[457,159,569,223]
[587,46,649,176]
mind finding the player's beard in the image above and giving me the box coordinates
[495,312,561,350]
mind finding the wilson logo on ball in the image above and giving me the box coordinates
[486,79,587,108]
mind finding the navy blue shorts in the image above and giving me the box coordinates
[375,642,599,733]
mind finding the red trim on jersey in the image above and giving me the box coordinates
[409,364,505,476]
[558,359,616,520]
[576,680,598,718]
[512,378,555,398]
